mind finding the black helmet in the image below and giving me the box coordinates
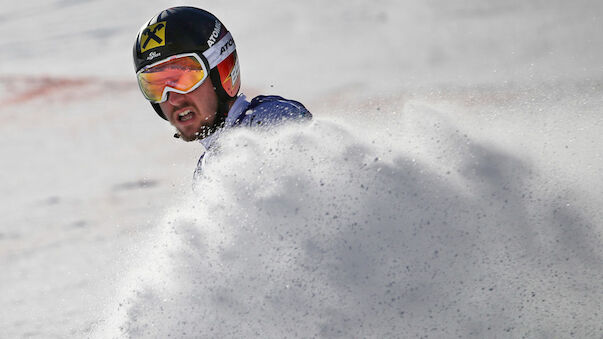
[133,7,241,120]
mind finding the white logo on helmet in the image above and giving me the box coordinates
[203,32,235,68]
[146,51,161,60]
[207,20,221,47]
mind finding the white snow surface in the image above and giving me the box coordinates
[1,0,603,338]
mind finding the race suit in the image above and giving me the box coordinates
[193,93,312,180]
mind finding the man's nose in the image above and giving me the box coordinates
[167,91,187,106]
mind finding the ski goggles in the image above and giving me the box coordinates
[136,52,209,103]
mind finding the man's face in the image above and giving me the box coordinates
[158,79,219,142]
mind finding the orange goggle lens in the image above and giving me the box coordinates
[137,53,208,103]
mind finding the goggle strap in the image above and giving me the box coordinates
[202,32,236,68]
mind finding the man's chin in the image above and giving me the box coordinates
[180,133,198,142]
[174,127,197,141]
[178,125,213,142]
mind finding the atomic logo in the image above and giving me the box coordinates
[140,21,166,53]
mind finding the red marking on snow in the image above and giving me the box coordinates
[1,76,135,106]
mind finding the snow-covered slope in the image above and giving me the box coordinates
[1,1,602,338]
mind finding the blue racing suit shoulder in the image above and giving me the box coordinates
[193,94,311,185]
[235,95,312,127]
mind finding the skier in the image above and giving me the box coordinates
[132,6,312,177]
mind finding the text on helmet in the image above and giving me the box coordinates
[207,20,222,47]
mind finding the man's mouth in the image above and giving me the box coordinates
[177,109,194,122]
